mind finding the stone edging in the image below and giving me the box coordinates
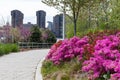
[35,57,45,80]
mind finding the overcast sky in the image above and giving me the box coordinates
[0,0,60,26]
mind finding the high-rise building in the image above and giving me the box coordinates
[47,21,53,31]
[11,10,24,27]
[53,14,63,38]
[36,10,46,28]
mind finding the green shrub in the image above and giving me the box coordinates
[0,46,5,56]
[0,44,19,56]
[11,44,19,52]
[4,45,11,54]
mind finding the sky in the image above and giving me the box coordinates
[0,0,60,26]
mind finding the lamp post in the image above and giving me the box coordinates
[63,1,66,40]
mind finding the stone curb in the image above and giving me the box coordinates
[35,57,45,80]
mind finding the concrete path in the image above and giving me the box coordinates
[0,49,49,80]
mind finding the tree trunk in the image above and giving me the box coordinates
[74,19,77,36]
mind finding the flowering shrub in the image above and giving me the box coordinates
[82,33,120,80]
[46,36,89,64]
[44,30,120,80]
[46,40,62,60]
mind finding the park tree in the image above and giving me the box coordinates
[109,0,120,29]
[41,29,56,43]
[19,27,31,42]
[3,25,11,43]
[42,0,120,37]
[99,0,110,28]
[30,26,42,42]
[76,0,111,29]
[10,27,21,43]
[42,0,90,36]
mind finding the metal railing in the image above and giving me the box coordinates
[18,42,54,49]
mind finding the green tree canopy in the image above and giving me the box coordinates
[42,0,91,36]
[41,29,56,43]
[30,26,42,42]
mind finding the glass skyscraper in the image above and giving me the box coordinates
[36,10,46,28]
[53,14,63,38]
[11,10,24,27]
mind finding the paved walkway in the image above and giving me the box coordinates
[0,49,49,80]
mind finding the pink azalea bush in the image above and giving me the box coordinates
[46,36,89,65]
[46,40,62,60]
[82,33,120,80]
[46,30,120,80]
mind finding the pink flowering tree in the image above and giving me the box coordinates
[3,25,12,43]
[3,25,31,43]
[19,27,31,42]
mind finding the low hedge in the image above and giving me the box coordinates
[0,44,19,56]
